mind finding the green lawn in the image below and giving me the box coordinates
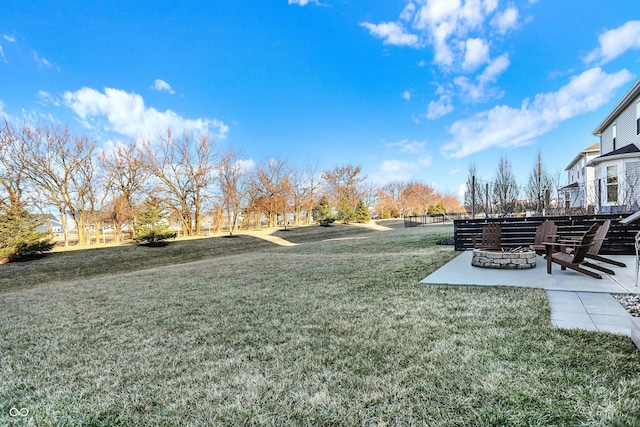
[1,223,639,426]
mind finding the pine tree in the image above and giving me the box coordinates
[133,198,177,245]
[354,198,370,223]
[312,195,335,226]
[336,195,355,224]
[0,203,54,261]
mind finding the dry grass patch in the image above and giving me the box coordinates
[1,224,640,426]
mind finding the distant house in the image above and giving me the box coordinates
[560,143,599,213]
[588,78,640,213]
[37,214,64,234]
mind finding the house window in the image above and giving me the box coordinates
[607,165,618,203]
[613,123,617,150]
[637,100,640,135]
[627,161,640,208]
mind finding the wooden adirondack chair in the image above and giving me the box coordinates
[562,220,626,275]
[584,219,626,267]
[544,223,601,279]
[530,220,557,255]
[472,223,501,250]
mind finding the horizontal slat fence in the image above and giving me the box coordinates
[454,214,640,255]
[404,213,467,227]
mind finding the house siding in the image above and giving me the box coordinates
[600,91,640,152]
[563,148,598,211]
[590,80,640,213]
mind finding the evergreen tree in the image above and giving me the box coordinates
[133,198,177,245]
[336,195,355,224]
[354,198,370,223]
[312,195,335,226]
[0,203,54,261]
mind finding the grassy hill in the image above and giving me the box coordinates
[1,222,639,426]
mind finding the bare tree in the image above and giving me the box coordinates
[463,162,484,217]
[139,128,216,236]
[21,123,96,246]
[218,149,248,236]
[252,158,291,228]
[288,160,323,225]
[525,151,552,215]
[377,181,405,218]
[100,140,147,241]
[402,182,439,216]
[0,119,29,210]
[321,164,366,207]
[492,156,520,217]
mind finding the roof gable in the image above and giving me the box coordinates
[593,78,640,135]
[587,143,640,166]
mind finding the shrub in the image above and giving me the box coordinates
[0,204,54,261]
[354,198,370,223]
[336,195,355,224]
[312,196,335,226]
[133,199,177,245]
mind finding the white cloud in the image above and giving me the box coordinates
[400,2,416,21]
[462,37,490,71]
[455,52,510,102]
[441,67,633,158]
[426,95,454,119]
[409,0,512,68]
[237,158,256,172]
[360,22,421,48]
[361,0,521,109]
[378,159,421,182]
[0,46,5,63]
[33,52,52,68]
[457,183,467,199]
[585,20,640,65]
[151,79,175,94]
[418,155,432,166]
[385,139,427,154]
[402,90,412,101]
[3,35,15,43]
[288,0,319,5]
[37,90,61,107]
[491,6,519,34]
[62,87,228,140]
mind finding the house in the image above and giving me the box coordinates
[560,143,599,213]
[588,78,640,213]
[36,214,64,234]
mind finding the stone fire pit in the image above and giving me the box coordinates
[471,247,536,269]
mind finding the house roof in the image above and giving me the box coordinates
[593,78,640,135]
[587,143,640,166]
[565,142,600,170]
[560,182,579,190]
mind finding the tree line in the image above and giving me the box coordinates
[0,119,463,248]
[463,153,564,218]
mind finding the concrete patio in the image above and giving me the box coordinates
[421,251,639,337]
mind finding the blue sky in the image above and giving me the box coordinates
[1,0,640,200]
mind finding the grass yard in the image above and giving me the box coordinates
[1,222,640,426]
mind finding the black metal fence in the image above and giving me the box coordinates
[453,214,640,255]
[404,213,467,227]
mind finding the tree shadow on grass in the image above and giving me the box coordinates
[138,241,170,248]
[7,253,49,263]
